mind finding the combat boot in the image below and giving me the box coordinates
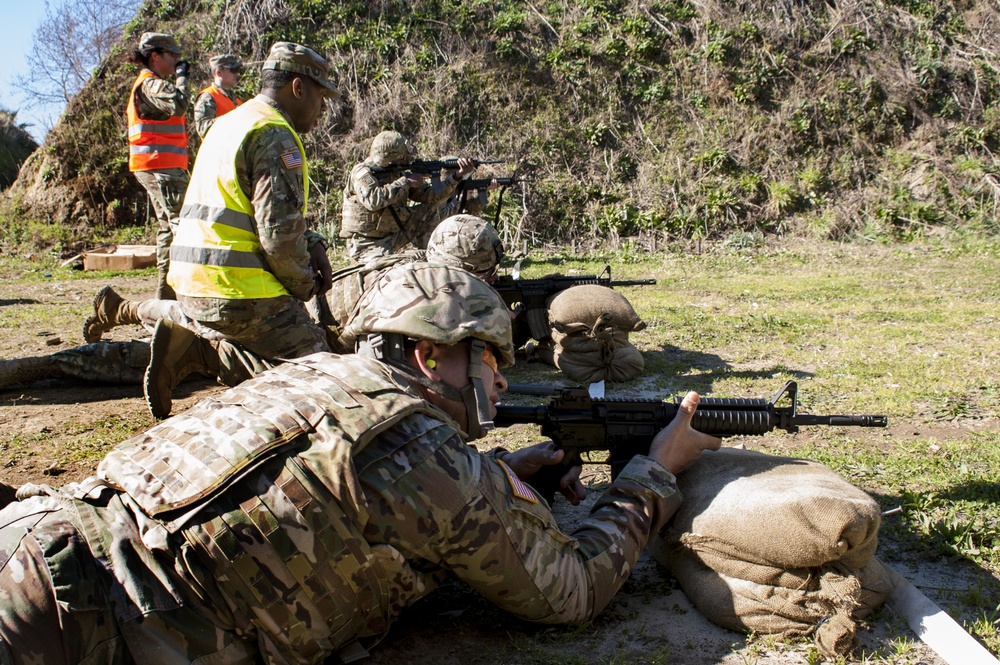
[144,319,220,419]
[83,285,142,343]
[0,356,60,390]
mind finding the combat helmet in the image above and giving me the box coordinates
[346,261,513,440]
[426,214,505,280]
[369,130,412,166]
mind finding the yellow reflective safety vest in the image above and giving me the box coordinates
[168,98,308,299]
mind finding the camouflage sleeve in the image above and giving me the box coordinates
[409,174,461,205]
[241,125,314,301]
[351,164,411,211]
[359,414,682,625]
[462,189,488,216]
[193,92,217,139]
[137,75,190,119]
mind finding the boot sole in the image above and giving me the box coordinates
[82,285,115,343]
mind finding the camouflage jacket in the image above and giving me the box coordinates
[180,94,325,322]
[340,159,460,238]
[193,87,240,138]
[134,67,190,120]
[6,353,683,663]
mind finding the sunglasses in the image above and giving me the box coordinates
[482,344,499,374]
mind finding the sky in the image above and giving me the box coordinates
[0,1,64,143]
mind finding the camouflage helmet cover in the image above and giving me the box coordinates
[346,262,514,367]
[369,130,411,165]
[426,215,505,275]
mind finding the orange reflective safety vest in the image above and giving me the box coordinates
[127,69,189,172]
[200,84,241,117]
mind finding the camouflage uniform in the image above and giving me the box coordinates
[340,132,463,262]
[0,353,681,664]
[193,54,243,139]
[193,86,240,138]
[173,93,330,363]
[131,68,191,298]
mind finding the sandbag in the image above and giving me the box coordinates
[546,285,646,383]
[547,284,645,332]
[650,448,893,657]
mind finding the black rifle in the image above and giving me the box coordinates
[456,177,532,227]
[493,265,657,342]
[493,381,888,499]
[370,158,509,179]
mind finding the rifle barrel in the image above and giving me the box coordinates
[791,414,888,427]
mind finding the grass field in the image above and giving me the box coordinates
[2,236,999,662]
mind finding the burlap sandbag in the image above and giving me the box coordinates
[651,448,893,657]
[547,285,646,383]
[547,284,646,333]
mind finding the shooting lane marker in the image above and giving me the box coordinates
[885,564,1000,665]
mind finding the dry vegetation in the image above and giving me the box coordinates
[1,0,999,255]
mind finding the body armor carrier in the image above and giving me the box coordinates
[98,353,450,662]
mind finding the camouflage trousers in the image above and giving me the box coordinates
[0,490,257,665]
[133,168,189,299]
[51,341,151,384]
[181,295,329,384]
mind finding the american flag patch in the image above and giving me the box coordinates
[280,150,303,169]
[496,460,538,504]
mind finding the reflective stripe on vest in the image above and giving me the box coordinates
[200,84,240,117]
[127,69,189,171]
[168,97,308,300]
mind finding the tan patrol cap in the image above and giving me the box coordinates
[209,54,243,71]
[139,32,182,55]
[262,42,340,98]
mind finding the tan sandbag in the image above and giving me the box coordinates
[664,448,881,570]
[551,317,644,383]
[547,284,646,332]
[659,550,892,657]
[649,448,892,657]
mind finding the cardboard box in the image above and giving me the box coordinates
[83,245,157,271]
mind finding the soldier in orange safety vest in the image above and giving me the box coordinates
[193,54,243,139]
[126,32,191,299]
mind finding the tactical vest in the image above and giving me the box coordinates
[168,98,307,300]
[97,353,453,663]
[200,84,241,117]
[340,162,408,238]
[127,69,189,171]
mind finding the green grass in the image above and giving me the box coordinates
[493,237,1000,657]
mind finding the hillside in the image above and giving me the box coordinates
[2,0,998,252]
[0,110,38,190]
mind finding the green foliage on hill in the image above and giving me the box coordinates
[3,0,999,250]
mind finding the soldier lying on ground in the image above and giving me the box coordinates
[0,215,505,408]
[0,262,721,664]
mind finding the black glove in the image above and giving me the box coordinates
[174,60,189,78]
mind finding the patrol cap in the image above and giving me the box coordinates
[139,32,182,55]
[209,54,243,71]
[262,42,340,98]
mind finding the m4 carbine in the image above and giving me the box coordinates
[493,381,888,499]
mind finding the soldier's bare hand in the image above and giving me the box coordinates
[456,157,476,178]
[648,392,721,474]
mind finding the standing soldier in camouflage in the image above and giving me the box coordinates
[340,130,477,261]
[150,41,341,419]
[193,53,243,139]
[127,32,191,299]
[0,263,721,664]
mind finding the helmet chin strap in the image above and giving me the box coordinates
[358,333,494,440]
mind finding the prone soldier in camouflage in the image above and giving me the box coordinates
[13,215,503,397]
[127,32,192,299]
[0,262,721,663]
[340,131,479,261]
[193,53,243,138]
[150,41,341,418]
